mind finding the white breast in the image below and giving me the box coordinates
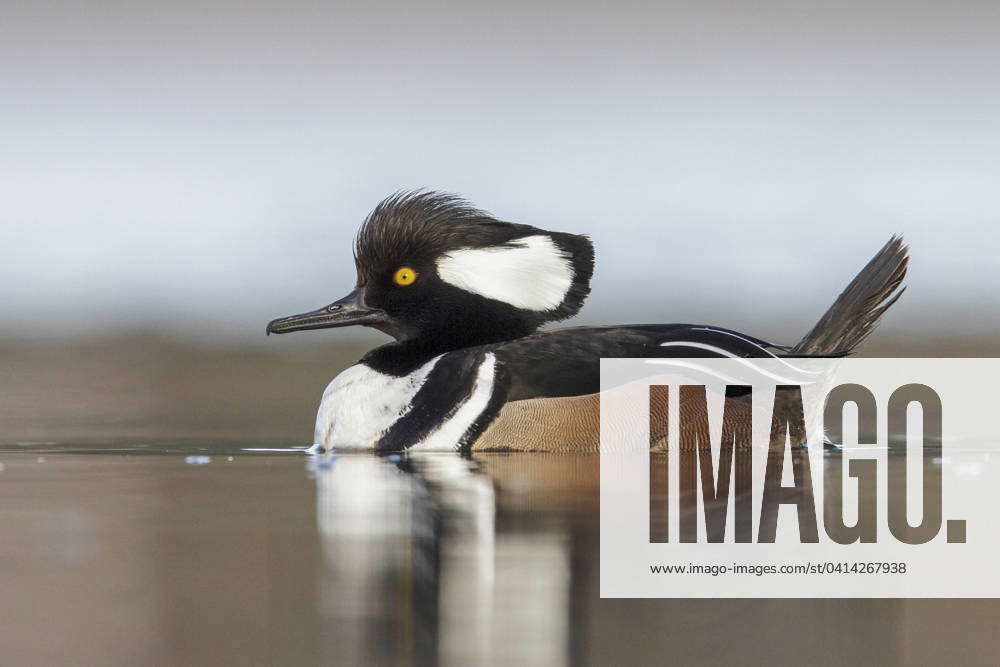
[314,357,440,450]
[313,352,500,452]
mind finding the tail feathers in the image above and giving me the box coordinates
[791,235,908,355]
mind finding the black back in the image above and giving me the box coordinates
[487,324,791,401]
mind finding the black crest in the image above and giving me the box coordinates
[354,190,595,323]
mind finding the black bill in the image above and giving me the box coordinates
[266,288,385,335]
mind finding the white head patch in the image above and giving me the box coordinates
[435,235,573,311]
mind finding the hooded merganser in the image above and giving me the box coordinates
[267,191,908,453]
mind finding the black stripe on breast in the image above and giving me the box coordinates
[457,360,509,453]
[375,350,490,453]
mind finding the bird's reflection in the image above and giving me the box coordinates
[310,453,571,666]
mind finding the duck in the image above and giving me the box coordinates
[267,191,907,453]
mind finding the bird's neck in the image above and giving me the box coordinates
[361,325,530,376]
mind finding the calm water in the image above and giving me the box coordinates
[3,338,1000,665]
[1,441,998,666]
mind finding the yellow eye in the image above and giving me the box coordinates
[393,266,417,286]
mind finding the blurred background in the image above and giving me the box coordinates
[3,3,1000,665]
[2,0,998,441]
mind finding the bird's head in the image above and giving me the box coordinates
[266,191,594,348]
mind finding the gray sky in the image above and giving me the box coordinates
[2,0,998,344]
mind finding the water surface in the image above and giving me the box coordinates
[2,441,998,665]
[4,337,1000,664]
